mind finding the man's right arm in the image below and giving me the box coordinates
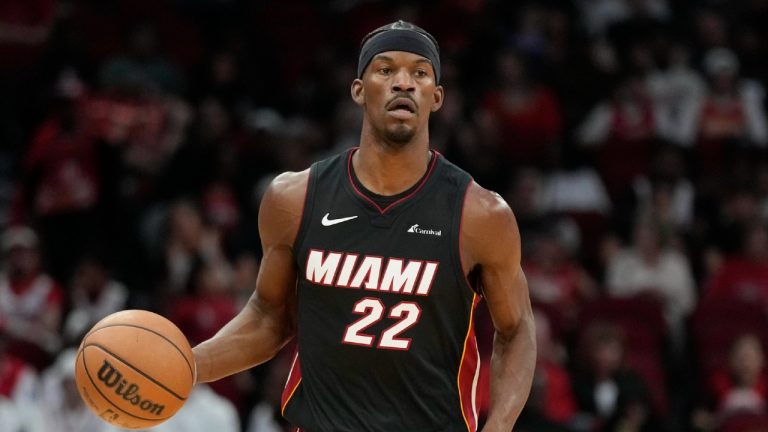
[192,170,308,384]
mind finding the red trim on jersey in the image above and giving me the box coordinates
[346,148,439,215]
[457,294,481,432]
[281,351,302,415]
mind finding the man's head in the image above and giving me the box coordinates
[351,20,444,147]
[357,21,441,84]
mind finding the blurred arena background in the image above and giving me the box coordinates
[2,0,768,431]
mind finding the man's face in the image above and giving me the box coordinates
[352,51,443,146]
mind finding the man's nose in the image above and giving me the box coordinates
[391,69,415,92]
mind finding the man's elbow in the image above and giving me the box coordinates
[495,313,536,350]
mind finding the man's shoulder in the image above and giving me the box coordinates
[269,169,310,197]
[463,181,515,226]
[259,169,311,245]
[461,181,520,267]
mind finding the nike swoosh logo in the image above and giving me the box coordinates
[321,213,358,226]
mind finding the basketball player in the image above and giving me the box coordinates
[192,21,536,432]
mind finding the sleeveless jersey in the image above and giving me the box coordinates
[282,148,482,432]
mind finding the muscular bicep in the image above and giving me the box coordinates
[250,242,298,337]
[250,170,309,337]
[481,263,530,339]
[462,183,532,337]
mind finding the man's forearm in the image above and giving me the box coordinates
[481,316,536,432]
[193,301,293,384]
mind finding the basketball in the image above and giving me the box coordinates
[74,310,195,429]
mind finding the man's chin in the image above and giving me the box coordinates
[383,125,416,146]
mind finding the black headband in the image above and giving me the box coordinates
[357,29,441,83]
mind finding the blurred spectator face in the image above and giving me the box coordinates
[6,246,40,277]
[629,44,655,72]
[508,169,541,217]
[729,334,765,387]
[704,48,739,93]
[2,227,40,276]
[696,11,728,49]
[593,337,624,377]
[668,44,691,68]
[73,259,108,297]
[727,192,758,225]
[194,264,230,296]
[202,182,240,232]
[170,201,204,247]
[590,39,619,74]
[532,234,566,269]
[582,324,625,378]
[634,222,661,255]
[212,52,239,86]
[497,51,526,86]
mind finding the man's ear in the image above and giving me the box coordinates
[351,79,364,106]
[431,85,444,112]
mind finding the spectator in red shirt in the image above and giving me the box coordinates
[705,224,768,312]
[524,226,597,331]
[577,73,658,199]
[0,332,38,405]
[11,72,103,283]
[694,333,768,430]
[481,50,563,168]
[0,226,63,369]
[682,48,768,175]
[169,261,242,410]
[711,334,767,416]
[525,309,577,426]
[169,262,237,346]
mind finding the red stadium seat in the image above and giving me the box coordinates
[579,296,667,354]
[719,413,768,432]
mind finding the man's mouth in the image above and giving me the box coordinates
[387,97,417,114]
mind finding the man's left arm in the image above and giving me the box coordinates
[461,182,536,432]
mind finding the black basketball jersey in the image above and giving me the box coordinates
[282,148,481,432]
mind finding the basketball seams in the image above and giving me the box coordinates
[81,345,176,423]
[84,323,194,380]
[83,343,188,401]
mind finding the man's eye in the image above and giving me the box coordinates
[415,70,427,77]
[379,67,391,74]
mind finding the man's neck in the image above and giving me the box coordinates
[354,127,432,196]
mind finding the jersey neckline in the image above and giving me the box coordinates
[345,147,440,215]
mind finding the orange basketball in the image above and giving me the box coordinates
[74,310,195,429]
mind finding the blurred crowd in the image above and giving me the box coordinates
[2,0,768,431]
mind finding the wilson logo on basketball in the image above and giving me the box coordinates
[97,360,165,415]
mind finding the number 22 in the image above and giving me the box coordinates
[342,298,421,350]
